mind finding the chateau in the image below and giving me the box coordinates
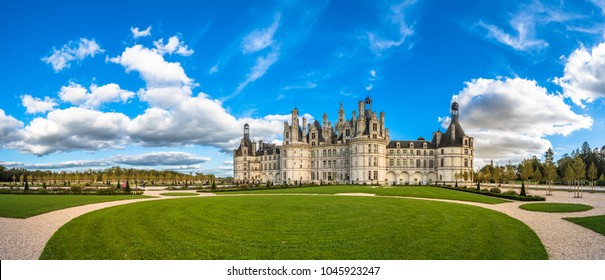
[234,97,474,185]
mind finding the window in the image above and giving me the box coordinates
[416,150,421,156]
[374,145,378,153]
[389,150,394,155]
[441,149,444,155]
[440,158,444,167]
[368,144,372,153]
[430,150,434,156]
[368,157,372,167]
[368,171,372,180]
[464,159,469,167]
[285,132,289,139]
[464,139,468,146]
[416,159,421,168]
[389,159,394,167]
[373,171,378,180]
[345,129,350,136]
[396,142,401,148]
[402,160,407,167]
[373,123,378,131]
[374,157,378,167]
[429,160,434,168]
[311,133,316,140]
[464,149,468,155]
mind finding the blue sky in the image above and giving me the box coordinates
[1,0,604,176]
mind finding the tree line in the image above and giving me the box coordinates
[475,142,605,188]
[0,165,218,187]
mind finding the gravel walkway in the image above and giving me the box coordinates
[0,190,214,260]
[1,190,603,260]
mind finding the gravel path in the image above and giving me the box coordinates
[1,189,604,260]
[0,190,214,260]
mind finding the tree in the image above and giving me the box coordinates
[24,174,29,191]
[544,162,557,196]
[587,162,598,192]
[533,168,542,185]
[520,160,533,194]
[544,147,554,164]
[571,155,586,198]
[493,166,501,186]
[125,180,131,193]
[484,168,492,183]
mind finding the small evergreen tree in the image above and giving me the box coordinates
[24,176,29,191]
[520,181,526,197]
[455,181,458,188]
[116,180,121,189]
[125,180,131,193]
[211,181,217,190]
[476,181,480,191]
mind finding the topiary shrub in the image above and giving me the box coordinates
[504,190,517,196]
[70,186,82,194]
[520,181,527,197]
[489,187,501,194]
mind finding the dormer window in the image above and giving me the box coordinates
[410,143,414,148]
[396,142,400,148]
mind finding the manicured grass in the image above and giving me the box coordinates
[564,215,605,236]
[222,185,508,204]
[41,195,546,260]
[519,203,593,213]
[0,194,151,218]
[159,192,199,197]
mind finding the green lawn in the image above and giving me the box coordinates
[519,203,593,213]
[41,195,546,260]
[0,194,151,218]
[159,192,199,197]
[222,185,508,204]
[564,215,605,236]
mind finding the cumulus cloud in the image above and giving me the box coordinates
[21,95,58,114]
[368,0,416,55]
[446,77,593,166]
[111,151,210,166]
[554,40,605,107]
[59,82,135,109]
[241,15,280,54]
[42,38,104,72]
[8,107,130,155]
[109,44,192,87]
[0,109,23,145]
[153,36,194,56]
[131,26,152,38]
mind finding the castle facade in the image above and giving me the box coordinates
[234,97,474,185]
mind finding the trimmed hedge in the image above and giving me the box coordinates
[0,187,143,195]
[437,185,545,201]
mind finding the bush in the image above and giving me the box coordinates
[70,186,82,194]
[489,188,501,194]
[520,181,527,197]
[504,190,517,196]
[37,188,48,194]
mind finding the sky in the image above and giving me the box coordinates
[1,0,604,177]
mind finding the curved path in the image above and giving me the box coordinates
[1,189,604,260]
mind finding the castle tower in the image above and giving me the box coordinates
[436,101,474,185]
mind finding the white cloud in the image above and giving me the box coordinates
[554,40,605,107]
[109,44,192,87]
[59,82,135,109]
[223,160,234,165]
[447,77,593,166]
[476,20,548,51]
[0,160,111,170]
[153,36,194,56]
[131,26,152,38]
[21,95,58,114]
[242,15,280,54]
[111,152,210,166]
[42,38,104,72]
[208,64,219,74]
[8,107,130,156]
[0,109,23,145]
[368,0,416,55]
[231,48,280,98]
